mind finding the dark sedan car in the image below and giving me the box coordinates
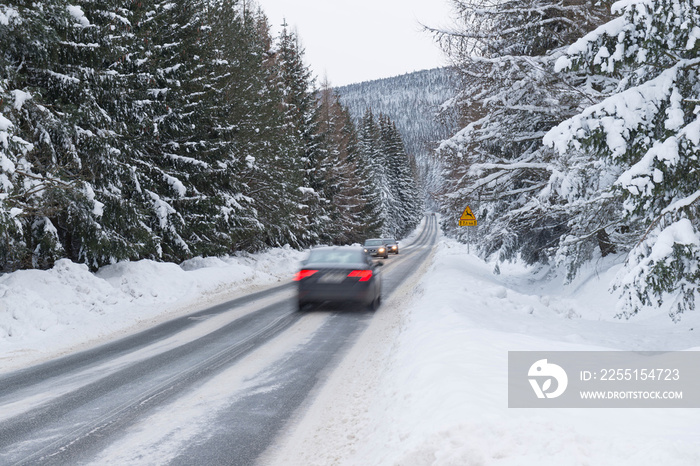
[363,238,389,258]
[294,247,382,311]
[382,237,399,254]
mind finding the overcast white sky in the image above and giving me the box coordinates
[257,0,454,87]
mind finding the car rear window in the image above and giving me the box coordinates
[364,240,384,246]
[308,249,364,264]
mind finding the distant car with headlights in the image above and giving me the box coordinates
[382,237,399,254]
[363,238,389,258]
[294,246,382,311]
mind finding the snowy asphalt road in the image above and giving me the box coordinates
[0,215,438,465]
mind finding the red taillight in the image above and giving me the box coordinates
[348,269,373,282]
[294,269,318,281]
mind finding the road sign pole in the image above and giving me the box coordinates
[458,205,478,254]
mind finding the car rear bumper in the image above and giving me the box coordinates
[298,283,375,305]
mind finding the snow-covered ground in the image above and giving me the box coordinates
[2,231,700,465]
[267,238,700,466]
[0,247,306,372]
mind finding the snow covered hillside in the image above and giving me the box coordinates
[335,67,458,203]
[335,67,457,160]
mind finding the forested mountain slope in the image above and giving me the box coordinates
[335,68,459,204]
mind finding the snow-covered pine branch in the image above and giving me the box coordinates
[434,0,609,262]
[544,0,700,320]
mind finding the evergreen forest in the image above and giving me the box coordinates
[3,0,698,321]
[0,1,422,272]
[336,67,459,211]
[434,0,700,320]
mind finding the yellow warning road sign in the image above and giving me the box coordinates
[459,205,477,226]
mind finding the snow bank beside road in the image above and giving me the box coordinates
[355,240,700,465]
[272,238,700,466]
[358,239,700,465]
[0,247,305,372]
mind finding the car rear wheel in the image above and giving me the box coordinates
[297,299,309,311]
[368,294,381,311]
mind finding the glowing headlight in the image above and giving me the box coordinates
[379,247,385,253]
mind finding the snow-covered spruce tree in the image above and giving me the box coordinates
[334,68,460,213]
[244,7,312,250]
[431,0,609,264]
[357,109,391,235]
[378,116,423,237]
[339,102,384,241]
[377,115,404,235]
[544,0,700,320]
[0,3,56,271]
[273,23,324,247]
[122,0,208,262]
[65,1,168,267]
[189,1,293,253]
[337,107,382,240]
[355,109,422,238]
[129,1,297,256]
[0,2,160,271]
[314,81,368,244]
[133,0,272,258]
